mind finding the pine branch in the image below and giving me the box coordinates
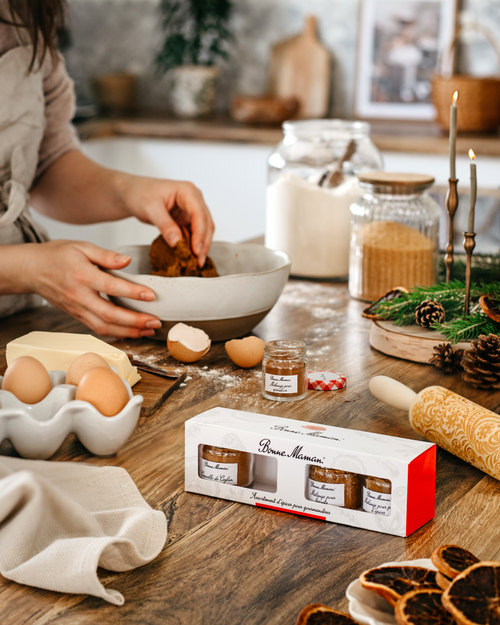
[433,314,500,343]
[438,253,500,284]
[368,281,500,335]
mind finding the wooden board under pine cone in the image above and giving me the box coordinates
[370,320,471,364]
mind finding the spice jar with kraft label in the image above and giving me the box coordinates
[307,465,362,510]
[362,475,392,516]
[262,339,307,402]
[349,172,440,302]
[199,445,254,487]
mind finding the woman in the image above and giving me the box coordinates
[0,0,214,338]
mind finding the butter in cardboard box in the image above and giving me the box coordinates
[185,407,436,537]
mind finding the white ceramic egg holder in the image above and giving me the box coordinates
[0,369,143,459]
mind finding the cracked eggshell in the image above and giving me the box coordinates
[167,323,211,363]
[225,336,265,368]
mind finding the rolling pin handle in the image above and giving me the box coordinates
[369,376,417,412]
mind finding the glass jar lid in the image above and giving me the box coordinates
[358,172,435,195]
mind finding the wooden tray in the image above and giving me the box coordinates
[369,319,470,364]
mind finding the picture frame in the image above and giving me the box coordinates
[354,0,458,120]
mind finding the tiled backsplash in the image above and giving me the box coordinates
[64,0,500,118]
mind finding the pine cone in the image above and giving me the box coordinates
[461,333,500,389]
[415,300,445,328]
[429,343,464,373]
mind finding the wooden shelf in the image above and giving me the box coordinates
[75,113,500,156]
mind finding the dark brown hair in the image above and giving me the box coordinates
[1,0,67,70]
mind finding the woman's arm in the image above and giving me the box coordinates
[30,150,215,266]
[0,241,162,338]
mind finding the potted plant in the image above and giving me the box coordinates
[156,0,233,118]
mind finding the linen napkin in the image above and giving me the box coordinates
[0,457,167,605]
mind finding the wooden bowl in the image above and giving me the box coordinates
[230,95,299,125]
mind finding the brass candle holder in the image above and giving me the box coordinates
[444,178,459,283]
[463,231,476,315]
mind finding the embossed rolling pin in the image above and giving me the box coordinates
[369,376,500,481]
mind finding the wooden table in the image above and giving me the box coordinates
[1,279,500,625]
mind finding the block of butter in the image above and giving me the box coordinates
[6,331,141,387]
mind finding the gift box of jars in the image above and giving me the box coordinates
[184,407,436,537]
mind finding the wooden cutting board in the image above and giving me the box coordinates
[132,368,186,417]
[370,320,471,364]
[268,15,331,119]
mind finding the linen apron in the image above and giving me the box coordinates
[0,42,50,317]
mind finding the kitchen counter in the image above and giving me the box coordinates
[1,279,500,624]
[75,113,500,156]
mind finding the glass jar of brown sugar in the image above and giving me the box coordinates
[262,340,308,402]
[349,172,441,302]
[307,465,362,510]
[199,445,254,487]
[362,475,392,516]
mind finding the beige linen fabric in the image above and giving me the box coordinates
[0,457,167,605]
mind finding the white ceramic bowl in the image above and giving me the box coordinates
[107,241,291,341]
[0,370,142,459]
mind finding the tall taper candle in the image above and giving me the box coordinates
[468,149,477,233]
[449,91,458,179]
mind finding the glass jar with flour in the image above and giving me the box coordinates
[266,120,382,279]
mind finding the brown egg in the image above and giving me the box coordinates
[225,336,265,368]
[66,352,110,386]
[2,356,52,404]
[167,323,211,363]
[75,367,130,417]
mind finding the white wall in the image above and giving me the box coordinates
[34,138,272,251]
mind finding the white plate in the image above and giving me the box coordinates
[345,559,437,625]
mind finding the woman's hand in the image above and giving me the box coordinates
[31,151,215,266]
[115,174,215,267]
[13,241,162,338]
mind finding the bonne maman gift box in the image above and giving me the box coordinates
[185,407,436,537]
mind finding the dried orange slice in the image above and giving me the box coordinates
[479,295,500,323]
[431,545,480,580]
[436,571,452,591]
[442,561,500,625]
[359,566,440,607]
[296,604,359,625]
[361,287,409,319]
[395,588,455,625]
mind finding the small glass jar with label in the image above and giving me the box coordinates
[307,465,362,510]
[262,339,307,402]
[199,445,254,487]
[362,475,392,516]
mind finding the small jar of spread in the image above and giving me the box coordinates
[307,465,362,510]
[199,445,254,487]
[262,339,308,402]
[362,475,392,516]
